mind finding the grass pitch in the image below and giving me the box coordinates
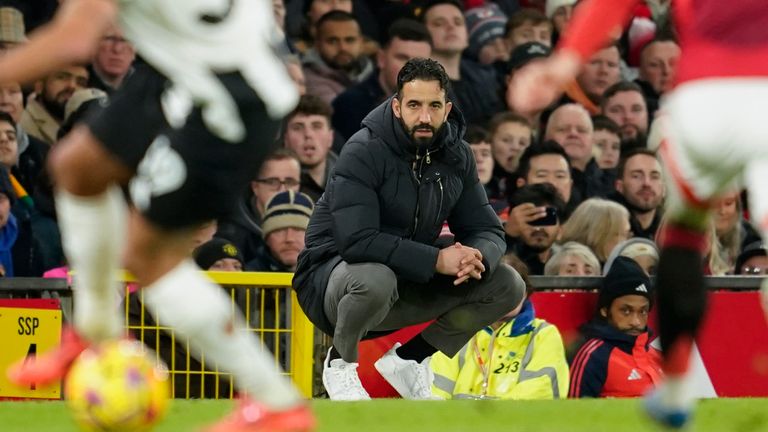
[1,398,767,432]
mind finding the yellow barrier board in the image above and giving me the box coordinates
[0,307,62,399]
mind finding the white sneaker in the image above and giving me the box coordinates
[322,348,371,401]
[374,342,435,400]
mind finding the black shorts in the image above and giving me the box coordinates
[86,65,281,230]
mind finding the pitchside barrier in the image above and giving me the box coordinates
[0,275,766,400]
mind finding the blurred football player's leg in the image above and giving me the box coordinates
[9,130,131,386]
[644,131,718,428]
[125,212,312,432]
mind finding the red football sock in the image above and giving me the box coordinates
[664,335,694,376]
[657,223,707,253]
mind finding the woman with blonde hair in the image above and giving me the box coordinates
[559,198,632,265]
[544,242,600,276]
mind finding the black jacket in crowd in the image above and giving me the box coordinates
[293,97,507,336]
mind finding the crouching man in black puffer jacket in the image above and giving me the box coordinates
[293,58,526,401]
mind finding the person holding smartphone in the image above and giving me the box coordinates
[505,183,565,275]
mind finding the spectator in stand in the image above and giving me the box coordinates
[713,191,762,270]
[332,19,432,141]
[504,8,552,52]
[505,183,565,275]
[600,81,650,150]
[194,238,245,272]
[734,241,768,276]
[504,42,552,133]
[569,256,663,398]
[0,7,26,52]
[89,24,135,94]
[545,103,612,199]
[216,149,301,264]
[297,0,354,49]
[0,82,47,193]
[283,95,336,203]
[302,11,374,105]
[487,112,532,202]
[293,58,525,401]
[0,167,17,277]
[247,190,314,273]
[465,125,496,203]
[430,254,569,400]
[604,237,659,276]
[543,241,600,276]
[636,37,680,117]
[513,140,576,218]
[591,115,621,170]
[546,0,576,38]
[21,66,90,146]
[464,3,509,69]
[610,148,664,240]
[0,122,51,278]
[563,44,621,115]
[419,0,503,127]
[560,198,631,267]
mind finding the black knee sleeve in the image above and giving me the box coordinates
[656,247,708,355]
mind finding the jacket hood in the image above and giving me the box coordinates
[360,95,467,161]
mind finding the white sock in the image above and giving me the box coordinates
[57,186,126,342]
[142,260,301,409]
[661,374,693,410]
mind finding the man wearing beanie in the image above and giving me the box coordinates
[249,190,314,272]
[464,4,508,66]
[568,256,663,398]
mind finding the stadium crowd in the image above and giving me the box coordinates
[0,0,765,401]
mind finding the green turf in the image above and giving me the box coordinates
[1,398,767,432]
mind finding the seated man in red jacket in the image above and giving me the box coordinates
[569,256,662,398]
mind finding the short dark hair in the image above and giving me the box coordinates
[316,10,358,33]
[600,81,645,110]
[465,125,490,144]
[640,35,679,59]
[616,147,659,179]
[591,115,621,136]
[286,94,333,124]
[0,111,14,127]
[487,111,531,137]
[385,18,432,48]
[505,8,550,38]
[516,140,571,179]
[509,182,565,217]
[396,57,451,100]
[416,0,464,21]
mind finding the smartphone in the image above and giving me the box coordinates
[529,206,558,226]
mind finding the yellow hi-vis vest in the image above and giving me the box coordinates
[430,304,569,400]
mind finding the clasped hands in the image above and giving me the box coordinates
[436,242,485,286]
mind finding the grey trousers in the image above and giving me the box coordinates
[323,261,526,362]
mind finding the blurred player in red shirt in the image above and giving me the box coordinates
[509,0,768,428]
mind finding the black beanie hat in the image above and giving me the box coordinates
[193,238,244,270]
[598,256,653,310]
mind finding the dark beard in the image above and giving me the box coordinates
[398,116,438,148]
[524,240,552,253]
[41,94,66,121]
[620,130,648,152]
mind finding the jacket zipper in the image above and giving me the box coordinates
[435,177,444,227]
